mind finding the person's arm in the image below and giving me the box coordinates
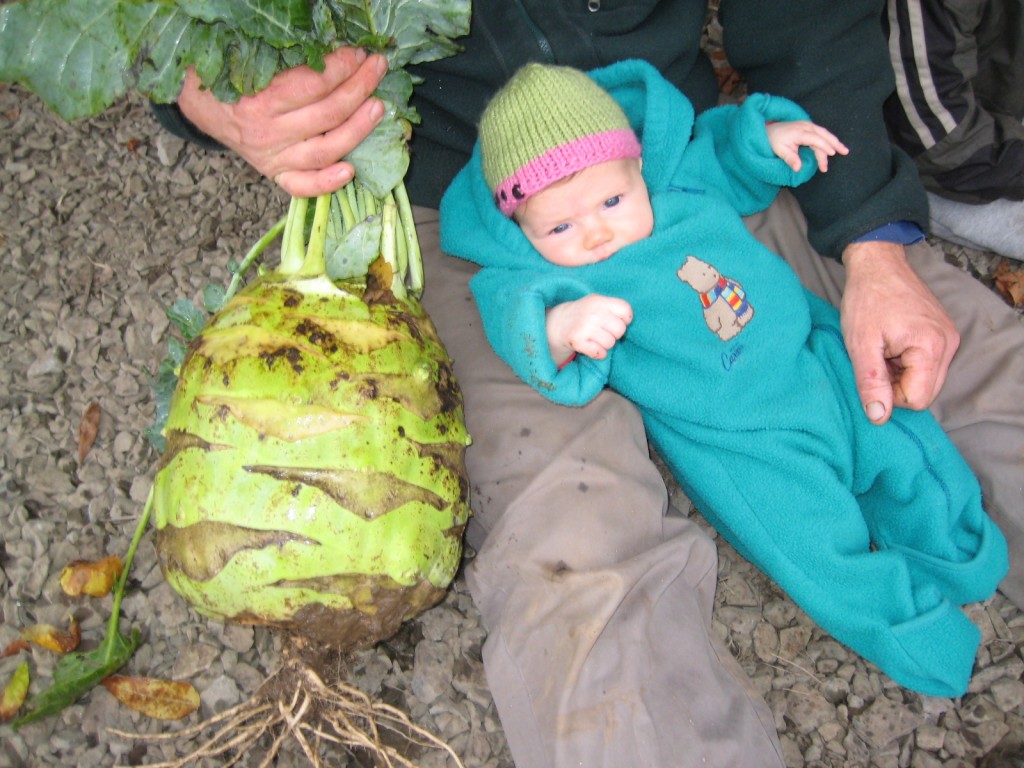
[174,47,389,197]
[720,0,929,257]
[721,0,957,423]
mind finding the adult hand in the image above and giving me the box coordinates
[840,240,960,424]
[177,47,389,197]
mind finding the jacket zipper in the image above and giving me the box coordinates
[512,0,555,62]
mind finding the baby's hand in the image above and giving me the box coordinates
[767,120,849,173]
[546,294,634,364]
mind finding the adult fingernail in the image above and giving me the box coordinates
[369,99,385,123]
[865,401,886,422]
[353,47,367,63]
[375,54,388,77]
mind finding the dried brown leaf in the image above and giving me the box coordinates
[60,555,123,598]
[102,675,201,720]
[20,617,81,654]
[0,662,29,721]
[994,259,1024,308]
[1,639,30,658]
[77,402,102,463]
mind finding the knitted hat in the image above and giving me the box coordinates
[479,63,642,217]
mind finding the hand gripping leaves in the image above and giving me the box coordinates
[1,1,473,761]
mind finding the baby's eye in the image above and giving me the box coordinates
[550,223,570,235]
[603,195,622,209]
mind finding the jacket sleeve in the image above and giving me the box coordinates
[150,102,227,152]
[719,0,929,258]
[689,94,820,217]
[468,268,613,407]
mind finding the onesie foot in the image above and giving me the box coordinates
[893,517,1009,606]
[882,598,980,697]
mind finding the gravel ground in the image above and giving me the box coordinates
[1,75,1023,768]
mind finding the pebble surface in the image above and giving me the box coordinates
[2,75,1023,768]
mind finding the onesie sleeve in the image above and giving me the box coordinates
[688,94,820,217]
[468,268,613,406]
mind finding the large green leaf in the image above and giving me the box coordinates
[174,0,315,47]
[0,1,134,120]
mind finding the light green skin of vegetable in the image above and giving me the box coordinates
[151,272,470,650]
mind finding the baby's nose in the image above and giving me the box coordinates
[584,222,612,249]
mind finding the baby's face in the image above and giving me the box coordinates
[515,158,653,267]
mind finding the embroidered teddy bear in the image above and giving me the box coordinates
[676,255,754,341]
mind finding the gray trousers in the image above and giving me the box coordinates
[415,191,1024,768]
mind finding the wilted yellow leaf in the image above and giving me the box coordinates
[0,661,29,721]
[60,555,123,598]
[102,675,201,720]
[20,617,81,654]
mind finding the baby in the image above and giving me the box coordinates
[440,60,1008,697]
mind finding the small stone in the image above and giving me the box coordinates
[717,605,762,635]
[171,642,221,679]
[200,674,242,716]
[989,677,1024,712]
[216,623,255,654]
[820,675,850,705]
[851,696,924,749]
[910,751,944,768]
[753,621,780,662]
[962,718,1010,753]
[412,640,455,705]
[155,133,185,167]
[914,723,946,751]
[785,683,835,735]
[763,599,797,629]
[778,624,812,659]
[719,573,758,607]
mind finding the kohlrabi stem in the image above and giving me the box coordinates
[105,487,154,641]
[279,196,310,275]
[380,201,407,300]
[394,182,423,297]
[300,193,332,277]
[223,214,286,303]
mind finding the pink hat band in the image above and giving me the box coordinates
[494,129,642,216]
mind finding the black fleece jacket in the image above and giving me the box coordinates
[155,0,928,259]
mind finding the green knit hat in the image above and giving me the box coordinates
[479,63,642,216]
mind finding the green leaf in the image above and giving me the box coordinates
[144,338,188,454]
[345,95,410,198]
[167,298,208,342]
[12,492,155,729]
[124,5,204,105]
[370,0,470,69]
[0,1,135,121]
[11,628,140,729]
[326,215,383,280]
[175,0,316,48]
[203,283,227,314]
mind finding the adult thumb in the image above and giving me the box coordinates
[851,348,894,425]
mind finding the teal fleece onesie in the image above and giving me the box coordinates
[439,60,1009,696]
